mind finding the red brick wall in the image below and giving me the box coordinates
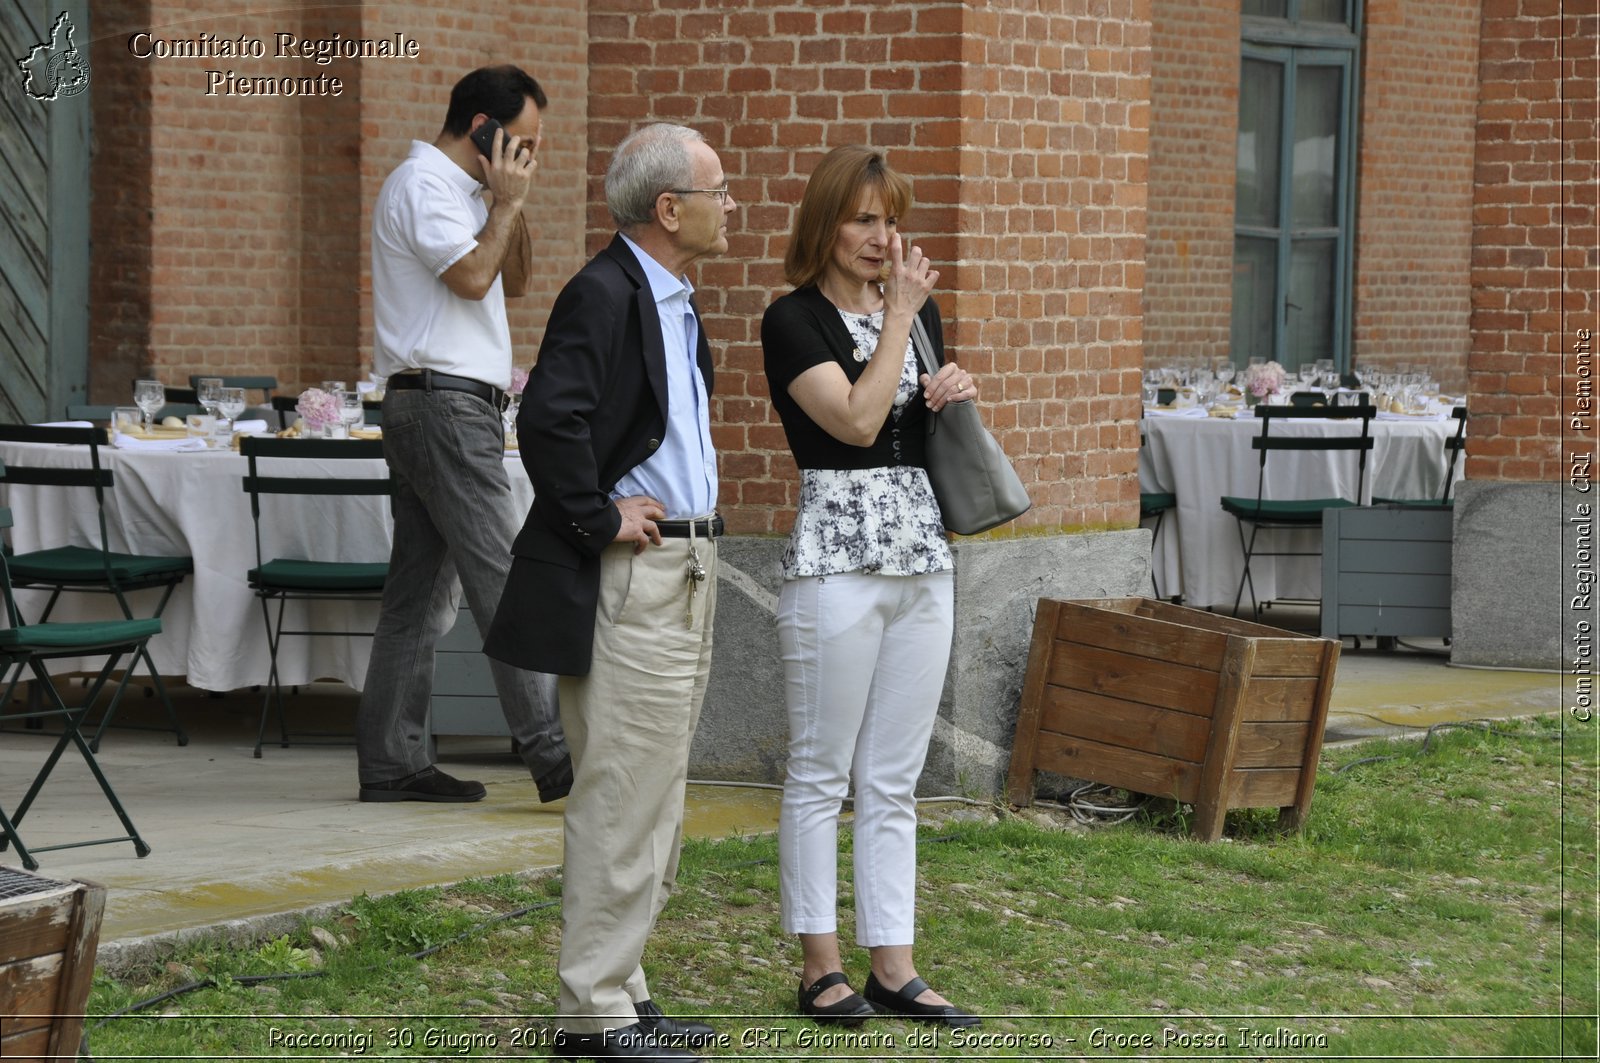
[87,2,589,401]
[1354,0,1481,395]
[1144,0,1238,369]
[1468,0,1598,481]
[586,0,1150,534]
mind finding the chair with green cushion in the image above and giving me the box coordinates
[0,473,153,870]
[1138,429,1177,600]
[1221,405,1376,622]
[0,424,192,749]
[1373,406,1468,507]
[241,436,390,756]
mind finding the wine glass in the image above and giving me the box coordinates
[133,379,165,429]
[321,380,348,395]
[217,386,247,424]
[1297,362,1317,390]
[1214,359,1236,389]
[196,377,224,416]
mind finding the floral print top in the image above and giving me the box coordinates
[781,307,953,579]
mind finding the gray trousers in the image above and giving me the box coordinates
[356,386,567,785]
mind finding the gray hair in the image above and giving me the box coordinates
[605,123,704,229]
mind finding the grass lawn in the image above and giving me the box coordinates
[85,715,1596,1060]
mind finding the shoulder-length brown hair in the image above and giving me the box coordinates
[783,146,913,289]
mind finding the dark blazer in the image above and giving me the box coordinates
[484,234,714,676]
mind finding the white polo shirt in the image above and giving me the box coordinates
[370,141,512,389]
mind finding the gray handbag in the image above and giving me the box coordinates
[910,316,1031,535]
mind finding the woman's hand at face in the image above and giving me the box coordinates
[882,232,939,320]
[919,362,978,412]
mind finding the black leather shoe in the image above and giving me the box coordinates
[798,971,875,1026]
[537,758,573,803]
[358,766,486,803]
[635,999,716,1044]
[553,1022,700,1061]
[863,973,980,1028]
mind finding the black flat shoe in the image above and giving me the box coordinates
[863,973,980,1028]
[358,766,486,803]
[798,971,875,1026]
[635,999,716,1045]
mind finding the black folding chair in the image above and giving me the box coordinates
[0,473,152,870]
[1373,406,1468,506]
[1220,405,1376,622]
[1138,429,1177,600]
[241,437,390,756]
[0,424,192,749]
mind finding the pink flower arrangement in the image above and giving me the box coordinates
[509,367,530,396]
[295,387,341,429]
[1244,361,1287,399]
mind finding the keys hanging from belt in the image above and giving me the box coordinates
[684,526,708,630]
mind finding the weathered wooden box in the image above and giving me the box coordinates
[0,867,105,1060]
[1007,597,1340,841]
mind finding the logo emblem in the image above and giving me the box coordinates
[17,11,91,102]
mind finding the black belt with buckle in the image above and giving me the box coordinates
[388,369,504,408]
[657,515,724,539]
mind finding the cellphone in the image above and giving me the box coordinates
[470,117,505,159]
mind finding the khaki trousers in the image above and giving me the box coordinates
[556,536,718,1033]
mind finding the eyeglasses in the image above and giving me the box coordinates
[668,185,730,203]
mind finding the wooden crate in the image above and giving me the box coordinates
[0,867,105,1061]
[1007,597,1340,841]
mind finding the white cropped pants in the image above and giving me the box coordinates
[777,570,954,946]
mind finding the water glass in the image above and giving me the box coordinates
[324,420,349,440]
[340,391,363,430]
[186,413,218,446]
[112,407,143,437]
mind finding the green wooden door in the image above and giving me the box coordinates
[1,2,90,423]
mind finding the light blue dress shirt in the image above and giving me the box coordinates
[611,234,718,520]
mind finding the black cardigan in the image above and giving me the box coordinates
[760,285,946,471]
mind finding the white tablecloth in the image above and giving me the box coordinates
[1138,412,1462,609]
[0,440,533,691]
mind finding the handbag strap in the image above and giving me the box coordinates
[909,313,940,379]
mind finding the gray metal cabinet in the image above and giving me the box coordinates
[429,607,511,739]
[1321,506,1453,641]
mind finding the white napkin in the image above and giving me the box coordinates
[32,420,95,428]
[113,433,209,451]
[232,419,269,435]
[1144,405,1208,418]
[1377,410,1447,422]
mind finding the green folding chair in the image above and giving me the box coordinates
[1221,405,1376,622]
[0,424,192,749]
[241,437,390,757]
[0,475,153,870]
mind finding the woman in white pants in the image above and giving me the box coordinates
[760,145,981,1029]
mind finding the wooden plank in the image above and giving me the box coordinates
[0,952,63,1017]
[1245,640,1330,678]
[0,884,74,963]
[1034,730,1198,804]
[1228,767,1303,807]
[1336,540,1452,576]
[1239,677,1322,722]
[1039,686,1210,763]
[1048,642,1220,717]
[1331,571,1451,607]
[1331,604,1452,639]
[1055,599,1232,671]
[1133,597,1316,641]
[1193,636,1255,841]
[1007,599,1061,806]
[1283,640,1340,828]
[1,1024,53,1057]
[1234,721,1315,769]
[48,882,101,1060]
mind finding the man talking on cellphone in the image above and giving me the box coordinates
[358,64,570,806]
